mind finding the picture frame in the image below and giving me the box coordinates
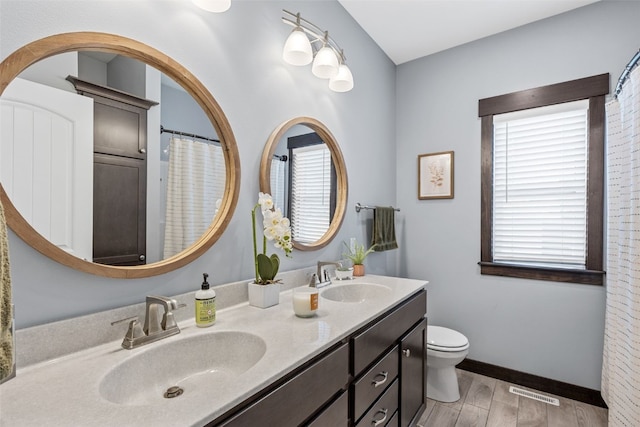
[418,151,454,200]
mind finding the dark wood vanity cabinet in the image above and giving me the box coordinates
[211,289,427,427]
[350,290,427,427]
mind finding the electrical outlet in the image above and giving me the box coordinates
[349,237,356,253]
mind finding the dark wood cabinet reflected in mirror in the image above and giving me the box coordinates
[0,32,240,278]
[260,117,347,251]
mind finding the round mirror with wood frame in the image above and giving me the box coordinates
[260,117,347,251]
[0,32,240,278]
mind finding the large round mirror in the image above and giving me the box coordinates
[260,117,347,251]
[0,32,240,278]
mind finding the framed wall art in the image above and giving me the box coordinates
[418,151,454,200]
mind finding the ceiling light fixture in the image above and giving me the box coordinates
[192,0,231,13]
[282,10,354,92]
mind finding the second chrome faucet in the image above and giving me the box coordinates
[310,261,342,288]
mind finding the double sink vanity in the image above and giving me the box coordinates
[1,275,427,426]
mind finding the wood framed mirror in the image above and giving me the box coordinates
[0,32,240,278]
[260,117,347,251]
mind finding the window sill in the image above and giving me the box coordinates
[478,262,604,285]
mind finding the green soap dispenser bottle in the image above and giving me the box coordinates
[195,273,216,327]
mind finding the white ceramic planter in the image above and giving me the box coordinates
[335,268,354,280]
[248,282,280,308]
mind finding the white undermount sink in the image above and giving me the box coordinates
[99,331,266,406]
[321,283,392,303]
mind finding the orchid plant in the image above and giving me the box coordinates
[252,193,293,285]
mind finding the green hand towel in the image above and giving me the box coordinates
[372,206,398,252]
[0,195,14,382]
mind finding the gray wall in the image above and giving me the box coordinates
[0,0,397,327]
[396,1,640,390]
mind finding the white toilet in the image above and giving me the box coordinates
[426,325,470,402]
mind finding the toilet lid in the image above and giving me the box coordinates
[427,325,469,351]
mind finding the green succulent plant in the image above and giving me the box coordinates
[256,253,280,283]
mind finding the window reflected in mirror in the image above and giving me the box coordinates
[261,117,347,251]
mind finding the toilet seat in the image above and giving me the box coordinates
[427,325,469,352]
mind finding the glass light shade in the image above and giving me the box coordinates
[192,0,230,13]
[282,28,313,66]
[312,46,339,79]
[329,64,354,92]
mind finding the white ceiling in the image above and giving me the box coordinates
[338,0,600,65]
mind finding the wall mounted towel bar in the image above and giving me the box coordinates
[355,202,400,213]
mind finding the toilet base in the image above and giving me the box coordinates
[427,364,461,402]
[426,348,468,403]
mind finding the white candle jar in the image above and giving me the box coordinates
[292,287,319,317]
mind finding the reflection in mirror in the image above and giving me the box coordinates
[0,32,240,278]
[1,52,225,266]
[270,125,337,244]
[260,117,347,251]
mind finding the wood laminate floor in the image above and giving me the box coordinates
[417,369,608,427]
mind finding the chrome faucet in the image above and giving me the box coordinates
[311,261,342,288]
[112,295,185,350]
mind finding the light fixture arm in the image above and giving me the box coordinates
[282,9,345,63]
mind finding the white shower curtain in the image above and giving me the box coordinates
[163,137,225,258]
[603,64,640,426]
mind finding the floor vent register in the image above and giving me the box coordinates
[509,386,560,406]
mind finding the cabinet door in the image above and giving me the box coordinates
[400,318,426,427]
[93,153,146,265]
[93,95,148,159]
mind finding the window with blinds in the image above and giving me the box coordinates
[492,100,589,269]
[290,144,331,244]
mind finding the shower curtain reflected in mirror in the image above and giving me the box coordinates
[163,137,225,258]
[603,63,640,426]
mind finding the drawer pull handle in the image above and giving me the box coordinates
[371,371,389,388]
[403,348,411,357]
[371,408,388,426]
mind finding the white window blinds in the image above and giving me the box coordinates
[291,144,331,244]
[492,100,589,268]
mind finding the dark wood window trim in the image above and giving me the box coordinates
[478,74,608,285]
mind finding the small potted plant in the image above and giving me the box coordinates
[249,192,292,308]
[343,240,376,277]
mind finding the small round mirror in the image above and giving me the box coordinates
[260,117,347,251]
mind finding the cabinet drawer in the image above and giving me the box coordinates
[306,390,349,427]
[352,290,426,375]
[355,379,399,427]
[353,345,399,422]
[386,410,399,427]
[220,343,349,427]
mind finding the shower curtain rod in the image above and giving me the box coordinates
[615,49,640,97]
[160,125,220,143]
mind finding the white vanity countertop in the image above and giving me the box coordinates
[0,275,427,427]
